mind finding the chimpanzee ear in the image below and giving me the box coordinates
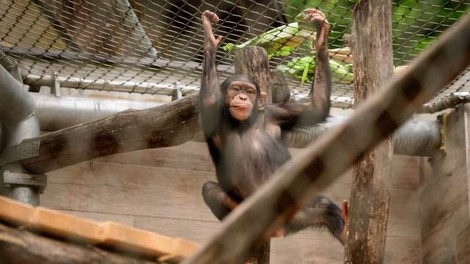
[258,92,268,110]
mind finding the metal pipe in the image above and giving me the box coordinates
[287,117,441,156]
[31,93,163,131]
[0,64,41,205]
[0,66,34,122]
[24,74,199,96]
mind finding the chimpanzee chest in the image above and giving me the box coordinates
[218,125,291,199]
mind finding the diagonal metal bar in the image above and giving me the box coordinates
[182,14,470,264]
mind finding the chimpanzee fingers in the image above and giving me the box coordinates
[202,10,219,24]
[215,36,223,45]
[341,200,349,223]
[338,200,349,245]
[303,8,329,26]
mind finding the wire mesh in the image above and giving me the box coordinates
[0,0,468,108]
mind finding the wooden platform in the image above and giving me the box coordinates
[0,196,199,263]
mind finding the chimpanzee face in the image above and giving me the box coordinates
[226,81,257,121]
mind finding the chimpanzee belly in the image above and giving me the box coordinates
[217,128,291,201]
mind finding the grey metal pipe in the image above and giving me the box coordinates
[32,93,163,131]
[25,74,199,96]
[287,117,441,157]
[0,64,41,205]
[0,65,34,122]
[0,122,40,206]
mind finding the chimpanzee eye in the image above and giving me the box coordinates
[246,89,255,95]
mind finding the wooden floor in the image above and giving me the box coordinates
[41,141,423,263]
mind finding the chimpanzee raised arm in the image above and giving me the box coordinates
[199,9,347,245]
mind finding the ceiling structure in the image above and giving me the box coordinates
[0,0,468,109]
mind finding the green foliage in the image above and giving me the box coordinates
[224,1,467,82]
[223,22,314,59]
[277,55,353,84]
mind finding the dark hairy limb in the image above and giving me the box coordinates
[202,181,240,221]
[285,196,348,244]
[200,10,222,137]
[271,9,332,129]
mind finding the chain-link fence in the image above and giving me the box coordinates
[0,0,468,108]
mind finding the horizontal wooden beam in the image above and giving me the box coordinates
[20,95,200,173]
[0,222,159,264]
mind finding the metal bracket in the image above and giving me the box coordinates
[438,112,448,153]
[3,170,47,193]
[172,82,183,101]
[0,139,40,166]
[51,71,61,97]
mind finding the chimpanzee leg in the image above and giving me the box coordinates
[285,196,348,245]
[202,181,239,221]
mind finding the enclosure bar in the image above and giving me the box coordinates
[181,14,470,264]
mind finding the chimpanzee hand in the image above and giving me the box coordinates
[202,10,222,50]
[301,9,330,50]
[303,8,329,28]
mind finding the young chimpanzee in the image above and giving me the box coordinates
[199,9,348,244]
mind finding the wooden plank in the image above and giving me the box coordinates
[271,231,344,264]
[43,160,353,222]
[456,224,470,263]
[0,223,159,264]
[390,156,421,189]
[34,206,103,243]
[97,142,214,172]
[421,204,468,264]
[421,109,469,239]
[42,153,421,263]
[384,237,421,264]
[0,196,199,262]
[100,222,174,256]
[42,162,217,221]
[420,106,470,263]
[134,216,219,245]
[58,209,135,227]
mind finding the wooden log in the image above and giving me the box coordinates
[181,14,470,264]
[0,222,159,264]
[345,1,394,263]
[234,47,272,103]
[270,70,290,103]
[21,95,200,173]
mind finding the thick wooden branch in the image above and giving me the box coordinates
[21,95,199,173]
[234,47,272,102]
[345,1,394,263]
[17,94,440,174]
[0,223,159,264]
[418,92,470,113]
[181,14,470,264]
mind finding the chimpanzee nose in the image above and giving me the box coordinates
[239,94,247,100]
